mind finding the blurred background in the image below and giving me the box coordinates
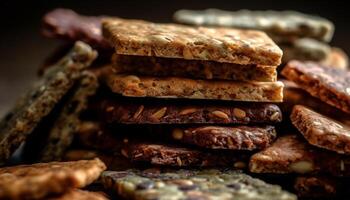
[0,0,349,117]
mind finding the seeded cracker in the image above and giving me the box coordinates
[102,18,282,66]
[249,135,350,176]
[112,54,277,82]
[36,72,99,162]
[0,41,97,165]
[291,105,350,154]
[104,73,284,102]
[282,60,350,113]
[0,159,106,200]
[125,143,249,168]
[102,169,296,200]
[173,9,334,42]
[102,98,282,124]
[172,126,276,150]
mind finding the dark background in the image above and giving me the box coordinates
[0,0,348,117]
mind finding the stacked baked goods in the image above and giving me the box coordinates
[0,8,349,200]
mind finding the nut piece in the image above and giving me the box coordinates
[172,128,184,140]
[234,161,247,169]
[151,107,167,119]
[106,106,115,112]
[270,112,280,121]
[133,105,144,119]
[289,161,314,174]
[121,149,129,158]
[211,110,229,119]
[233,108,246,118]
[125,75,141,83]
[179,108,197,115]
[176,157,183,166]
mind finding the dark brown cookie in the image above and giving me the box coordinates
[291,105,350,154]
[102,98,282,124]
[124,143,249,168]
[249,135,350,176]
[112,54,277,82]
[42,9,110,50]
[281,60,350,114]
[294,176,337,199]
[0,42,97,165]
[171,126,276,150]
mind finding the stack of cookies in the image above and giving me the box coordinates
[93,17,285,169]
[174,9,349,69]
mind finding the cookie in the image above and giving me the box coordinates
[0,158,106,200]
[28,72,99,162]
[103,98,282,124]
[42,8,110,50]
[173,9,334,42]
[321,47,349,70]
[102,169,296,200]
[281,38,330,63]
[125,143,249,168]
[104,73,284,102]
[111,54,277,82]
[291,105,350,154]
[102,18,282,66]
[0,41,97,165]
[249,135,350,176]
[171,126,276,150]
[63,150,133,171]
[281,60,350,113]
[48,189,108,200]
[294,176,337,199]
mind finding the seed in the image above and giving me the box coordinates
[270,112,280,121]
[151,107,167,119]
[172,128,184,140]
[106,106,115,112]
[133,105,144,119]
[289,161,313,173]
[212,110,229,119]
[233,108,246,118]
[340,160,345,171]
[124,75,140,83]
[179,108,197,115]
[176,157,183,166]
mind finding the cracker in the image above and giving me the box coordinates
[112,54,277,82]
[125,143,249,168]
[281,60,350,113]
[172,126,276,150]
[104,73,284,102]
[102,169,296,200]
[0,41,97,165]
[291,105,350,154]
[48,189,108,200]
[42,9,110,50]
[173,9,334,42]
[102,18,282,65]
[0,159,106,200]
[102,98,282,124]
[249,135,350,176]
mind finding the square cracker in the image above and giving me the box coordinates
[102,18,282,66]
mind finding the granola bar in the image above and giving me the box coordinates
[102,18,282,65]
[281,60,350,113]
[111,54,277,82]
[101,169,296,200]
[104,73,284,102]
[47,189,108,200]
[171,126,276,150]
[321,47,349,70]
[102,98,282,124]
